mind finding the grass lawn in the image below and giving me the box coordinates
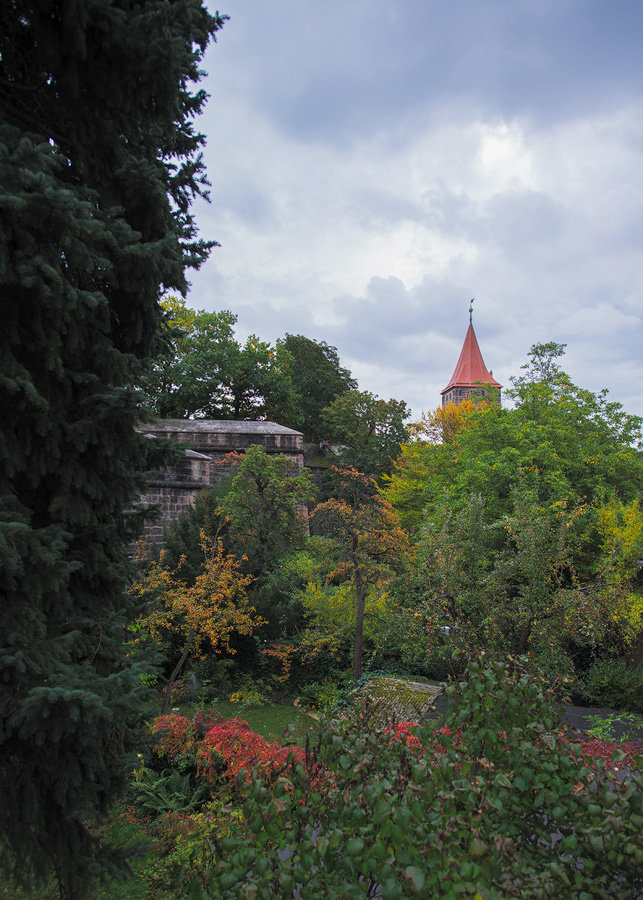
[203,697,320,742]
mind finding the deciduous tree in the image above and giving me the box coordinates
[142,296,303,427]
[311,467,411,683]
[218,446,317,581]
[133,537,260,715]
[321,390,410,478]
[278,334,357,442]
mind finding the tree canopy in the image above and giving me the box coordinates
[0,1,223,895]
[383,343,643,682]
[278,334,357,442]
[385,344,643,560]
[322,389,410,478]
[311,467,410,683]
[142,296,303,427]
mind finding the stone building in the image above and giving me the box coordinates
[441,310,502,407]
[137,419,305,548]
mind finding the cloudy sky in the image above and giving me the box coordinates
[186,0,643,422]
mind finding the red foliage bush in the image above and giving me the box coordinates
[577,738,642,771]
[389,718,641,776]
[152,714,193,760]
[197,718,305,783]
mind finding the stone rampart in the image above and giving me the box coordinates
[136,419,305,549]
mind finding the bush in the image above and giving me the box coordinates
[142,807,230,900]
[196,718,305,785]
[582,657,643,712]
[197,653,643,900]
[298,674,352,714]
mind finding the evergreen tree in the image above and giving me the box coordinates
[0,1,225,896]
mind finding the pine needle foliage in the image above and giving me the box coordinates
[0,1,225,896]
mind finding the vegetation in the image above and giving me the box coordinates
[311,467,411,683]
[132,537,260,714]
[278,334,358,442]
[322,389,410,478]
[142,297,304,428]
[383,343,643,695]
[102,343,643,897]
[199,655,643,900]
[0,0,224,896]
[4,12,643,887]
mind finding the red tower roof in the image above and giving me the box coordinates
[441,324,502,395]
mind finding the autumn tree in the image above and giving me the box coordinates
[0,1,223,895]
[311,467,411,683]
[407,398,480,444]
[133,537,260,714]
[382,400,482,531]
[161,445,317,633]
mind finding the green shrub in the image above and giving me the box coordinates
[298,674,352,714]
[197,653,643,900]
[583,657,643,712]
[142,807,226,900]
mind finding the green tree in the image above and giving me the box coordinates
[218,446,317,580]
[143,296,303,427]
[278,334,357,442]
[156,446,317,635]
[384,344,643,575]
[383,345,643,683]
[0,1,224,896]
[322,390,410,478]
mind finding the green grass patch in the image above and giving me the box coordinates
[167,696,320,743]
[209,699,319,742]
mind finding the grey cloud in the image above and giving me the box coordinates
[347,189,425,230]
[210,1,643,145]
[186,0,643,419]
[478,190,567,259]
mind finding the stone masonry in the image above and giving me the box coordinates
[136,419,305,548]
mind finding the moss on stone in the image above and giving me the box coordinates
[353,677,444,726]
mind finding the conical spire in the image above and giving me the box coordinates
[441,308,501,406]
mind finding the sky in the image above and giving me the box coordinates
[186,0,643,422]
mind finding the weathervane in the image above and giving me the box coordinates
[469,298,474,325]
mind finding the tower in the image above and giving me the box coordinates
[441,301,502,407]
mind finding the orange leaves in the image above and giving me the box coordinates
[134,535,263,661]
[262,643,297,682]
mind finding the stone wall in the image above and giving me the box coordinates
[137,449,212,546]
[136,419,305,549]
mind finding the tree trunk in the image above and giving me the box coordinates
[515,619,532,655]
[350,528,366,686]
[160,627,195,714]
